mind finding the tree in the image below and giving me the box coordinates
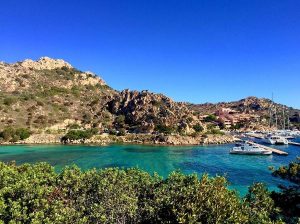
[245,183,278,223]
[270,157,300,223]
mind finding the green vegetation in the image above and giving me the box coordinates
[205,124,224,135]
[117,128,126,136]
[193,123,204,132]
[205,129,225,135]
[0,127,30,142]
[61,128,98,142]
[204,114,217,122]
[115,115,126,125]
[155,124,175,135]
[270,157,300,223]
[67,123,81,129]
[3,97,16,106]
[0,162,282,224]
[231,122,245,130]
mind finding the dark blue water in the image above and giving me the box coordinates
[0,140,299,195]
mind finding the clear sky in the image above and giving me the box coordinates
[1,0,300,108]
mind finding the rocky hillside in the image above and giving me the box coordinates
[0,57,299,138]
[189,97,300,128]
[0,57,116,131]
[0,57,201,134]
[108,89,199,134]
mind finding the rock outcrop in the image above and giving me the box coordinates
[108,89,201,134]
[20,57,72,70]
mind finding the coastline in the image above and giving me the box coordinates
[0,133,239,146]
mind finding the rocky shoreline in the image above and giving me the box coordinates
[1,133,238,146]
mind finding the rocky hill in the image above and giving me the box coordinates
[0,57,200,135]
[0,57,299,141]
[189,97,300,128]
[107,89,198,134]
[0,57,116,131]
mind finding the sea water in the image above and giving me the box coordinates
[0,140,299,195]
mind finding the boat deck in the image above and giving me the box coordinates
[246,141,288,155]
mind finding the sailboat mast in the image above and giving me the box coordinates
[269,93,274,128]
[283,108,285,130]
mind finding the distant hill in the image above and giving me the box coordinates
[189,97,300,128]
[0,57,299,135]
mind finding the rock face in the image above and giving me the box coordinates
[20,57,73,70]
[23,133,62,144]
[0,57,106,93]
[0,57,114,130]
[108,89,201,133]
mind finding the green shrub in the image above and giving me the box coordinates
[205,129,225,135]
[3,97,15,106]
[155,124,175,135]
[67,123,81,129]
[115,115,125,124]
[117,128,126,136]
[204,114,217,122]
[270,157,300,223]
[15,128,31,140]
[62,129,98,142]
[0,127,31,142]
[193,123,204,132]
[0,162,280,224]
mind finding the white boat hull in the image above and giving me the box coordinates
[230,143,272,155]
[262,136,288,145]
[230,150,272,155]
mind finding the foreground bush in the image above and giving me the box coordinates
[271,157,300,223]
[0,162,281,224]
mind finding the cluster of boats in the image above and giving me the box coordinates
[245,129,300,146]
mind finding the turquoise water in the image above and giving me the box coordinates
[0,141,299,195]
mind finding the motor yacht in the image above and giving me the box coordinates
[230,143,272,155]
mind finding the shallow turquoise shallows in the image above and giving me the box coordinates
[0,140,299,195]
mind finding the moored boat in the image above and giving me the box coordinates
[262,135,288,145]
[230,143,272,155]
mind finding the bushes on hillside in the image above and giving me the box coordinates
[61,128,98,143]
[3,97,16,106]
[193,123,204,132]
[0,127,30,142]
[0,162,280,224]
[204,114,217,122]
[155,124,175,135]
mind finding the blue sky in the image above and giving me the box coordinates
[1,0,300,108]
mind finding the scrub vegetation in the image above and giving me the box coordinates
[1,160,299,224]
